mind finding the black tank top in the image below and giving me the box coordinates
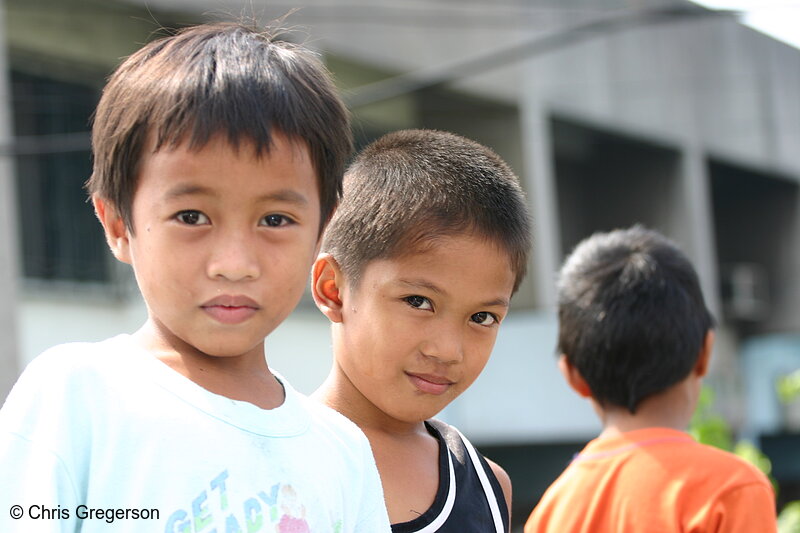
[391,419,509,533]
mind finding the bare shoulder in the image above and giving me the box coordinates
[486,457,513,522]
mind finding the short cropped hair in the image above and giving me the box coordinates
[322,129,531,292]
[557,225,714,414]
[87,22,351,233]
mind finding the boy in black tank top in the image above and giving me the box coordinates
[312,129,532,532]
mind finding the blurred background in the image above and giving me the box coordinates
[0,0,798,529]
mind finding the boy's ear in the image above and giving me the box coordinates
[312,253,344,323]
[558,355,593,398]
[693,330,715,378]
[92,195,132,264]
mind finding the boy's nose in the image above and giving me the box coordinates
[420,323,465,364]
[206,233,261,282]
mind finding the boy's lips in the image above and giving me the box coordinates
[201,295,260,324]
[406,372,454,396]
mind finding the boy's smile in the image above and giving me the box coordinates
[97,132,321,373]
[323,233,516,429]
[405,372,454,396]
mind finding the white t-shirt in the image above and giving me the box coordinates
[0,335,390,532]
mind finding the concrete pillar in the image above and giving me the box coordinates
[679,142,721,318]
[0,0,20,401]
[679,141,747,427]
[520,88,560,311]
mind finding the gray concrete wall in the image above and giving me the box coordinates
[103,1,800,321]
[0,1,19,400]
[5,0,799,437]
[6,0,178,77]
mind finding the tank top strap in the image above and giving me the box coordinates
[426,419,507,533]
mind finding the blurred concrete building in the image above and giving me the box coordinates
[1,0,799,526]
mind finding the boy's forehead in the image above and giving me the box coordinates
[132,130,319,200]
[403,232,513,264]
[144,127,311,160]
[360,233,515,288]
[134,130,317,186]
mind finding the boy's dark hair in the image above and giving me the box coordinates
[322,129,531,292]
[557,225,714,414]
[87,22,351,233]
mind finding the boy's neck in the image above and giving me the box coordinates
[316,372,440,525]
[133,322,284,410]
[596,376,699,439]
[314,369,429,438]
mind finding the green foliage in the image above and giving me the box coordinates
[777,370,800,404]
[691,388,772,477]
[691,385,800,531]
[690,387,734,451]
[732,440,773,478]
[774,370,800,533]
[778,501,800,533]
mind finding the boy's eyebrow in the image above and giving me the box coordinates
[164,184,309,206]
[398,278,510,308]
[398,278,445,295]
[255,189,309,206]
[163,184,215,200]
[480,297,510,308]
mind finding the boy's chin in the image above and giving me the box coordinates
[383,403,448,425]
[191,339,266,360]
[140,326,267,362]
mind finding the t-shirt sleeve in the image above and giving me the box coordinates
[706,480,777,533]
[0,433,80,532]
[0,351,84,532]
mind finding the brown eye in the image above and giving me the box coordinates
[471,312,497,326]
[260,214,294,227]
[404,295,433,310]
[176,210,209,225]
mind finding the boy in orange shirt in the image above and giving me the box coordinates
[525,226,776,533]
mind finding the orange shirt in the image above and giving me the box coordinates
[525,427,776,533]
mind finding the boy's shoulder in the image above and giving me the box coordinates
[423,418,512,531]
[657,428,768,482]
[426,418,472,463]
[11,335,133,391]
[6,338,374,453]
[686,436,773,486]
[528,429,776,532]
[34,335,124,360]
[0,336,137,438]
[580,427,771,489]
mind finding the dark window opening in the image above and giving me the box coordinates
[11,69,108,283]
